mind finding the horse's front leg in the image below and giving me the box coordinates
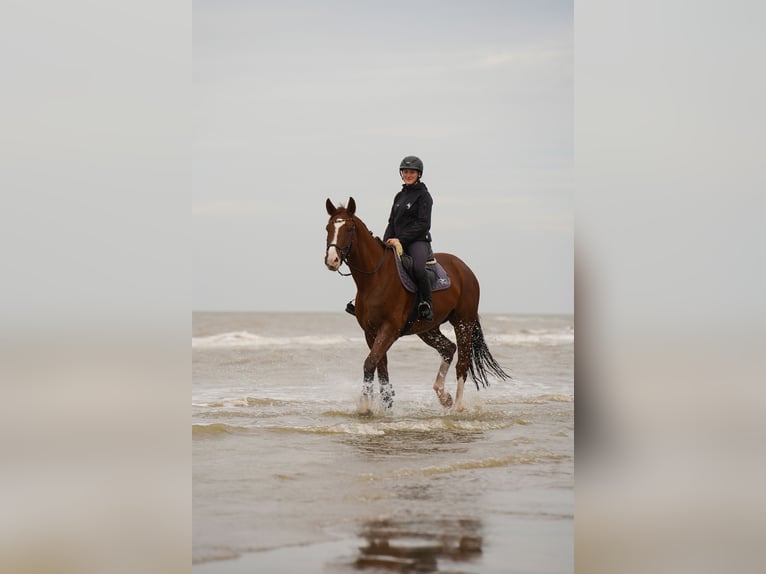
[376,353,395,410]
[359,327,398,415]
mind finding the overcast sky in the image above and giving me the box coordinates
[193,0,573,314]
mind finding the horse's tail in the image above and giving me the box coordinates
[468,317,511,390]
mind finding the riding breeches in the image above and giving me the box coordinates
[405,241,431,282]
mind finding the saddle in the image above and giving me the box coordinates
[392,245,451,293]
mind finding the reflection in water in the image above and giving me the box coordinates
[354,517,482,572]
[343,429,484,458]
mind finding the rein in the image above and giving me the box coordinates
[326,219,388,276]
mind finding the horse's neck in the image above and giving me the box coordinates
[351,221,382,262]
[349,220,387,283]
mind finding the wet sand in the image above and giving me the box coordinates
[193,513,572,573]
[193,312,573,572]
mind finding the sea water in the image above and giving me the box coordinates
[193,312,573,572]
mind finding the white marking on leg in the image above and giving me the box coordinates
[358,378,373,415]
[433,359,453,408]
[454,376,466,412]
[432,359,448,393]
[358,395,372,414]
[438,359,450,379]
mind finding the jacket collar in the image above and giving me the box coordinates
[401,181,426,192]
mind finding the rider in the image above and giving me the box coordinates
[383,155,434,321]
[345,155,435,321]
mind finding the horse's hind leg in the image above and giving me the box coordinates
[418,328,457,409]
[451,319,476,412]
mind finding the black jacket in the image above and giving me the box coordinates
[382,181,433,247]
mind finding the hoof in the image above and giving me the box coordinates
[436,391,453,409]
[453,403,465,413]
[358,396,373,416]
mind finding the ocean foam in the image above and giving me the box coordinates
[192,331,361,349]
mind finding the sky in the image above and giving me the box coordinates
[193,0,573,314]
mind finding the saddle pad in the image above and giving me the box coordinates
[392,248,451,293]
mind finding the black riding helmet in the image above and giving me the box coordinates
[399,155,423,176]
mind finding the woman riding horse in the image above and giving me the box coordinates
[347,155,434,321]
[383,155,434,321]
[325,192,510,414]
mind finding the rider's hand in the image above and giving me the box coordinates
[386,238,403,257]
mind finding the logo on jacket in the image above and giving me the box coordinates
[406,202,412,209]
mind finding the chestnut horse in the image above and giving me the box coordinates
[324,197,509,414]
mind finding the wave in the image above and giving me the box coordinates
[261,414,527,437]
[491,330,573,346]
[192,396,289,408]
[192,331,361,349]
[420,452,570,475]
[192,423,251,437]
[192,393,570,438]
[511,393,574,404]
[355,451,571,481]
[192,328,572,349]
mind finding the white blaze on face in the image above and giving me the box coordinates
[325,218,346,270]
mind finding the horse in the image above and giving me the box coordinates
[324,197,510,415]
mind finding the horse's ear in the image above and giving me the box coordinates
[326,198,336,215]
[347,197,356,216]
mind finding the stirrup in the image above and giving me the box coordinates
[345,300,356,316]
[418,301,433,320]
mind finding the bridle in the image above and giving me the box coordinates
[326,217,388,276]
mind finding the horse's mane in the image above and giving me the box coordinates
[342,210,385,248]
[358,223,385,248]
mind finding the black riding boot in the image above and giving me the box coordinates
[415,271,433,321]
